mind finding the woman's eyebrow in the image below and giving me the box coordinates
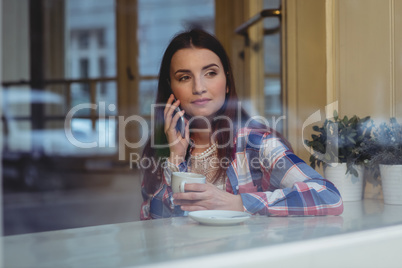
[174,69,191,75]
[202,63,219,70]
[174,63,220,75]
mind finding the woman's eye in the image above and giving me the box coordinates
[179,75,190,81]
[206,71,217,77]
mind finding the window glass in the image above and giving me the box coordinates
[137,0,215,115]
[263,0,282,131]
[66,0,116,78]
[2,0,215,236]
[65,0,117,147]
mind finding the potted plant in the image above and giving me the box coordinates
[358,118,402,205]
[304,111,373,201]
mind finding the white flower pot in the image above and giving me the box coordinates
[324,163,364,202]
[379,165,402,205]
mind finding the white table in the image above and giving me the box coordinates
[3,199,402,268]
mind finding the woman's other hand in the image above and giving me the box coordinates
[172,183,244,212]
[164,94,190,165]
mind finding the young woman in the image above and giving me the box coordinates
[140,29,343,220]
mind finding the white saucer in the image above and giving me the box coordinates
[188,210,251,226]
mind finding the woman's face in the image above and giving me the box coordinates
[169,47,228,119]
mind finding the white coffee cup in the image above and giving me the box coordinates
[171,172,206,193]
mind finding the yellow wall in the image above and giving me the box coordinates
[332,0,402,122]
[287,0,402,161]
[284,0,327,162]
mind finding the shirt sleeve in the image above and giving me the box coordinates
[140,160,187,220]
[239,134,344,216]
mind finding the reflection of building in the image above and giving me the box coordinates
[137,0,215,115]
[66,0,116,80]
[69,29,107,79]
[137,0,215,76]
[66,0,117,137]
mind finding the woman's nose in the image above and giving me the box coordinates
[192,77,206,95]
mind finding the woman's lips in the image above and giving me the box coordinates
[191,98,211,105]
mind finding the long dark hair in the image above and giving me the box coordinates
[142,29,289,195]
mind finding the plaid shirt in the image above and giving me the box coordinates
[141,128,343,220]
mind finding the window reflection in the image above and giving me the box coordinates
[2,0,120,235]
[2,0,215,235]
[263,0,282,131]
[137,0,214,115]
[66,0,117,150]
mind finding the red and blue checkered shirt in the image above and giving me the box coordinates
[141,128,343,220]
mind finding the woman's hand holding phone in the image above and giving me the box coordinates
[164,94,189,165]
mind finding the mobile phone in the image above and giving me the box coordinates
[173,99,186,138]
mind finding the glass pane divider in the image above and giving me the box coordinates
[89,80,97,130]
